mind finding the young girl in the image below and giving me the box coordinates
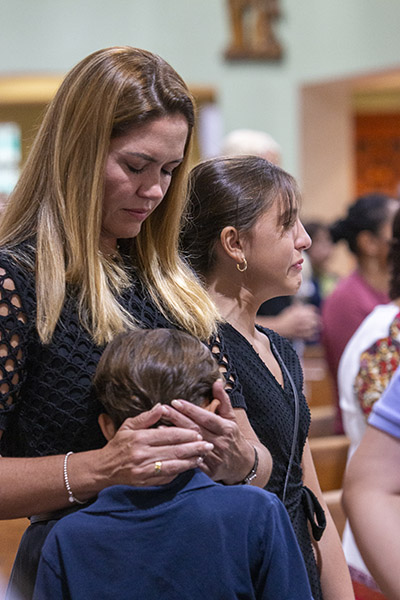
[180,155,354,600]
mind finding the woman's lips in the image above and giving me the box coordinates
[123,208,150,221]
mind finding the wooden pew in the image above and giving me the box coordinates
[309,434,350,492]
[309,404,336,437]
[0,518,27,599]
[302,344,335,409]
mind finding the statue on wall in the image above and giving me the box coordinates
[224,0,283,61]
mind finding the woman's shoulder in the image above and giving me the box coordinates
[0,242,36,306]
[0,241,35,273]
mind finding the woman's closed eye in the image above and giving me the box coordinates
[127,165,174,177]
[127,165,145,174]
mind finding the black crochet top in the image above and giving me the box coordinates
[0,247,244,458]
[218,322,323,600]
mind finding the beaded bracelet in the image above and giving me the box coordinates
[63,451,86,504]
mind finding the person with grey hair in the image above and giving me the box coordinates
[221,128,282,165]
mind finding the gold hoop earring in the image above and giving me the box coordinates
[236,258,248,272]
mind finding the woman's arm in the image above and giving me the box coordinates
[0,404,213,519]
[164,380,273,487]
[343,425,400,600]
[302,440,354,600]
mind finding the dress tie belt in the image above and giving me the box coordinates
[301,485,327,541]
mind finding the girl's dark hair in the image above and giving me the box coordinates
[330,193,395,255]
[180,155,301,277]
[389,207,400,300]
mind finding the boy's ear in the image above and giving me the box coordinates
[98,413,117,440]
[203,398,220,413]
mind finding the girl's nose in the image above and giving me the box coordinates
[296,220,311,251]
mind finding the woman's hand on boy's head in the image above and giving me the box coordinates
[100,403,214,487]
[120,402,165,429]
[167,387,255,483]
[210,380,235,419]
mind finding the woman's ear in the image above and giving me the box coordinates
[98,413,117,441]
[219,226,245,263]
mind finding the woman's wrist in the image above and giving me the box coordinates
[240,445,259,485]
[220,439,259,486]
[64,448,108,503]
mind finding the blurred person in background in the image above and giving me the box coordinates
[343,365,400,600]
[337,206,400,599]
[303,221,338,311]
[321,193,399,434]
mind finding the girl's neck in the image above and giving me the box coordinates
[207,277,259,341]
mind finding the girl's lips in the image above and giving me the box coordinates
[292,258,303,270]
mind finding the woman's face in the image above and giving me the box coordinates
[101,114,189,251]
[241,201,311,301]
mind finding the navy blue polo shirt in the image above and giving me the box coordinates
[34,469,312,599]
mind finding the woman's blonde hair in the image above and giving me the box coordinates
[0,46,219,344]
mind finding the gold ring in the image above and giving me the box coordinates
[154,460,163,475]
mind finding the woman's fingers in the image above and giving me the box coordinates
[157,405,202,432]
[144,455,206,485]
[104,424,214,487]
[119,403,164,430]
[170,399,236,438]
[211,380,236,419]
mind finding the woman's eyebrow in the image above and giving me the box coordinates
[127,151,183,165]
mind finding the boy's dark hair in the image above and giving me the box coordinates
[94,328,221,428]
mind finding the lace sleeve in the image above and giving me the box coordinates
[209,331,247,410]
[0,266,30,431]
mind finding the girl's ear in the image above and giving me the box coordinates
[220,226,245,263]
[98,413,117,440]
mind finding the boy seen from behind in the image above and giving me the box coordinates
[33,328,313,600]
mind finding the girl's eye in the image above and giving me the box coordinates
[162,168,173,177]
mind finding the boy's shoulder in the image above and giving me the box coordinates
[213,480,283,508]
[195,474,286,520]
[44,475,285,544]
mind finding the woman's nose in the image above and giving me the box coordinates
[138,173,164,201]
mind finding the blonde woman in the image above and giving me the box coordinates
[0,47,271,600]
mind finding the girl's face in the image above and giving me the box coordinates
[101,114,188,252]
[241,200,311,301]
